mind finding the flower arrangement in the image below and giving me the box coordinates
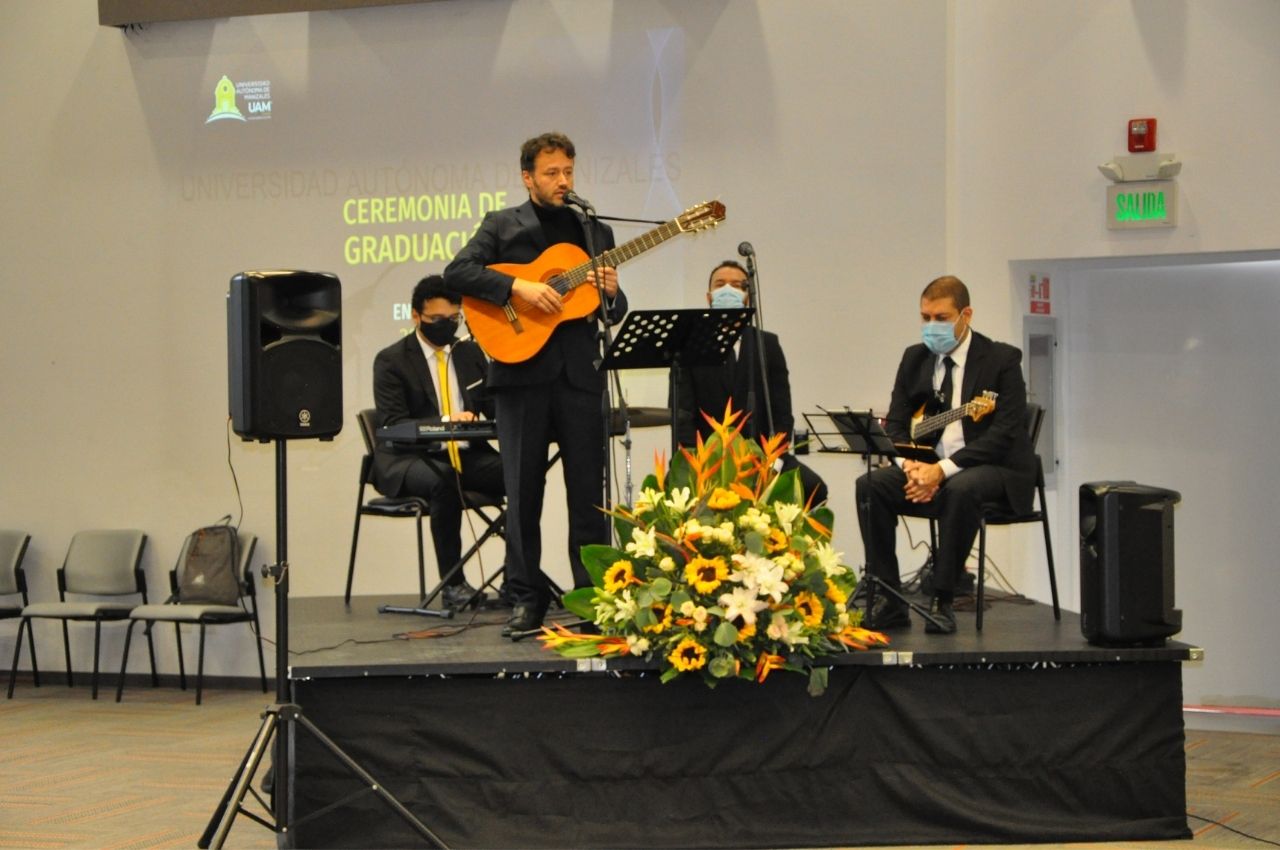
[538,404,888,695]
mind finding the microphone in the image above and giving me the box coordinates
[737,241,755,257]
[562,190,595,211]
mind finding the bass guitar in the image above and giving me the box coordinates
[463,200,726,363]
[909,390,997,443]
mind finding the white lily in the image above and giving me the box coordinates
[718,585,768,626]
[664,486,695,514]
[625,526,658,559]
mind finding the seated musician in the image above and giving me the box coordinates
[372,274,506,610]
[856,275,1035,634]
[671,260,827,505]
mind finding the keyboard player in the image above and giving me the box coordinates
[371,274,506,610]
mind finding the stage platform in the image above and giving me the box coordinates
[284,593,1199,849]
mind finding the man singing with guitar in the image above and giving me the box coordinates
[856,276,1035,634]
[444,131,627,638]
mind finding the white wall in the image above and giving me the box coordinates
[0,0,946,679]
[951,1,1280,714]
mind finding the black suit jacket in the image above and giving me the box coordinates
[883,331,1036,510]
[672,330,793,446]
[371,333,495,497]
[443,199,628,391]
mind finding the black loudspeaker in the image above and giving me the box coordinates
[1079,481,1182,646]
[228,270,342,441]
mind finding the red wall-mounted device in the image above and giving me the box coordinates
[1128,117,1157,152]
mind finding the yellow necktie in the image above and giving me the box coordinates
[435,349,463,472]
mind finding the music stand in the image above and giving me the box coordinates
[812,407,948,632]
[601,308,753,458]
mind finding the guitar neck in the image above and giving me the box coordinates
[913,402,974,440]
[552,219,685,293]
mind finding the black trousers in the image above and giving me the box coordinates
[400,450,504,585]
[855,463,1009,595]
[493,378,610,609]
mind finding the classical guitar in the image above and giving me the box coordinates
[462,200,726,363]
[909,390,998,443]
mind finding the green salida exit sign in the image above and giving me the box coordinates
[1106,180,1178,229]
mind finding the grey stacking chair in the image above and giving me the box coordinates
[1,532,34,676]
[7,529,154,700]
[116,531,267,704]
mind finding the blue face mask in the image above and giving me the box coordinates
[710,286,747,310]
[922,320,960,355]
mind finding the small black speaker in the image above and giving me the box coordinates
[228,270,342,441]
[1079,481,1182,646]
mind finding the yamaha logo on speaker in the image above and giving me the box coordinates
[298,409,312,427]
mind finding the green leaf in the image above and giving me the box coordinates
[807,666,829,697]
[634,606,657,630]
[764,468,801,506]
[558,643,606,659]
[708,654,736,678]
[743,530,764,555]
[660,667,681,683]
[713,620,739,647]
[669,450,695,493]
[579,544,627,587]
[640,473,661,493]
[650,577,673,598]
[613,514,639,543]
[805,506,835,537]
[670,590,692,611]
[561,587,598,621]
[636,587,654,608]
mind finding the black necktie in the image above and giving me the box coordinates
[940,355,955,409]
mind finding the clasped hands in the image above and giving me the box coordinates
[512,267,618,314]
[903,459,944,503]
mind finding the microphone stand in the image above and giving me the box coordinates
[742,250,776,439]
[570,200,620,527]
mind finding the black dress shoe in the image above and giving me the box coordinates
[502,603,546,638]
[864,594,911,631]
[924,597,957,634]
[441,581,487,611]
[480,583,515,610]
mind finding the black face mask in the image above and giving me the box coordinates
[419,317,459,348]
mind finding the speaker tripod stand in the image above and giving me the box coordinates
[200,440,444,849]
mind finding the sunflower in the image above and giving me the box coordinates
[603,559,639,593]
[668,637,708,672]
[644,603,674,634]
[824,579,848,606]
[736,621,757,644]
[707,487,741,511]
[684,556,729,594]
[793,591,824,627]
[764,527,790,554]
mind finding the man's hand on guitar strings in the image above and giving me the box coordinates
[512,278,563,313]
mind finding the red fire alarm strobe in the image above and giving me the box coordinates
[1129,117,1157,153]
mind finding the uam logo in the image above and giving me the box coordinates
[205,75,273,125]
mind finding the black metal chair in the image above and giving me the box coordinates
[7,529,155,700]
[344,408,507,607]
[116,531,267,705]
[929,402,1061,630]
